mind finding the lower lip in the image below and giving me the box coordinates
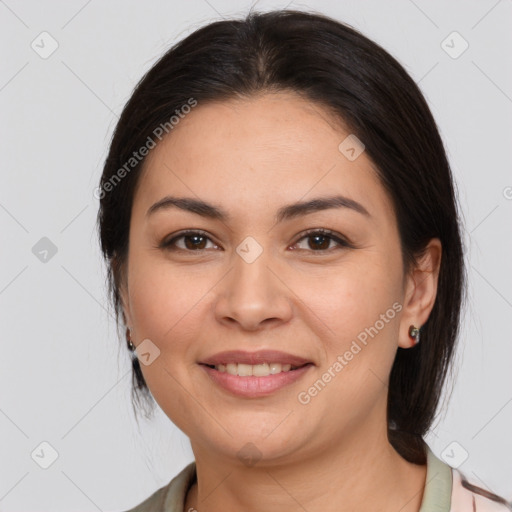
[200,364,314,398]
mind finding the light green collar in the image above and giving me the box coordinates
[419,444,453,511]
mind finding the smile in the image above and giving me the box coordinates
[208,362,301,376]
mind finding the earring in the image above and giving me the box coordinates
[126,327,136,351]
[408,325,421,345]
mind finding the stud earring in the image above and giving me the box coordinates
[126,327,136,351]
[408,325,421,345]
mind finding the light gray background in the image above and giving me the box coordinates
[1,0,511,510]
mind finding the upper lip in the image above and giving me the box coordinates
[199,350,312,367]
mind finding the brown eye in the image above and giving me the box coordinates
[291,229,351,252]
[161,230,218,251]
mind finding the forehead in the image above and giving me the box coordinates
[133,92,394,226]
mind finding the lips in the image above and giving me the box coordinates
[199,349,312,367]
[200,362,313,397]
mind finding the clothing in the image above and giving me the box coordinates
[123,445,511,511]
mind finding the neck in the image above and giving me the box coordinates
[184,419,427,512]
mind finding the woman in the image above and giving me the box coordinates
[96,9,511,512]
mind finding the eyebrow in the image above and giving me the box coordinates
[146,194,370,223]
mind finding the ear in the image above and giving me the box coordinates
[113,255,132,329]
[398,238,442,349]
[119,285,132,329]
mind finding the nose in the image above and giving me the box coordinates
[213,245,293,331]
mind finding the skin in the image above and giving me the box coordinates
[120,91,442,512]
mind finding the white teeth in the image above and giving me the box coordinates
[215,362,295,376]
[237,363,252,376]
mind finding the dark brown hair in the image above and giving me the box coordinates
[96,9,466,464]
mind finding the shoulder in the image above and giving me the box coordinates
[121,484,168,512]
[451,468,512,512]
[121,461,197,512]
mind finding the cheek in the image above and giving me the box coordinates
[126,256,213,430]
[293,254,403,408]
[126,252,212,352]
[297,257,401,342]
[292,264,402,425]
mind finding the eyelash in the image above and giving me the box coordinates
[159,228,353,254]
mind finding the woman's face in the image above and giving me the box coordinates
[121,91,430,465]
